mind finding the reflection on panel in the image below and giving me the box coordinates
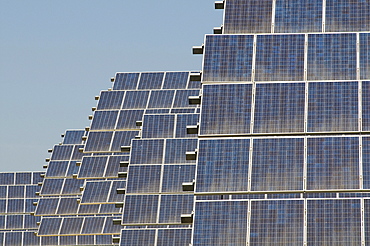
[142,115,175,139]
[120,230,156,246]
[224,0,272,34]
[113,73,140,90]
[275,0,322,33]
[203,35,253,82]
[123,195,159,224]
[307,199,361,245]
[126,165,161,194]
[307,34,356,80]
[307,137,359,190]
[326,0,370,32]
[162,165,196,193]
[250,200,304,245]
[163,72,188,89]
[308,82,358,132]
[200,84,252,135]
[193,201,248,245]
[90,111,119,130]
[164,139,198,164]
[159,195,193,224]
[255,35,304,81]
[138,72,164,90]
[251,138,304,191]
[254,83,305,133]
[97,91,125,110]
[130,140,164,164]
[196,139,249,193]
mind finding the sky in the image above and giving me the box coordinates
[0,1,223,172]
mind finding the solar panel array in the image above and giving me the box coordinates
[2,0,370,245]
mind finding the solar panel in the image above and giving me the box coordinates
[59,217,84,235]
[122,91,150,109]
[142,114,175,138]
[164,139,197,164]
[123,195,159,224]
[196,139,250,193]
[137,72,164,89]
[203,35,253,82]
[97,91,125,110]
[120,230,156,246]
[307,137,359,190]
[193,201,248,245]
[38,218,63,235]
[172,90,199,108]
[81,217,105,234]
[50,145,74,160]
[200,84,252,135]
[80,181,112,204]
[223,0,272,34]
[62,130,85,145]
[307,34,357,81]
[158,195,193,224]
[162,72,189,89]
[275,0,322,33]
[254,83,305,133]
[308,82,358,132]
[8,186,24,198]
[147,90,175,109]
[0,173,14,185]
[255,35,305,81]
[307,199,361,245]
[130,139,164,165]
[113,73,140,90]
[57,197,80,215]
[126,165,162,194]
[45,161,69,177]
[15,172,32,185]
[90,110,119,130]
[360,34,370,80]
[78,156,108,179]
[157,229,192,246]
[250,200,304,245]
[115,110,144,129]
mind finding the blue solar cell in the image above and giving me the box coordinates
[275,0,322,33]
[126,165,162,194]
[81,217,105,234]
[163,72,189,89]
[15,172,32,185]
[362,137,370,189]
[193,201,248,245]
[360,35,370,80]
[97,91,125,110]
[307,199,361,245]
[164,139,198,164]
[40,179,64,195]
[308,82,358,132]
[254,83,305,133]
[50,145,74,160]
[255,35,305,81]
[116,110,144,130]
[90,110,119,130]
[123,195,159,224]
[4,232,22,245]
[0,173,14,185]
[203,35,253,82]
[46,161,69,177]
[162,165,196,193]
[62,130,85,145]
[120,230,156,246]
[78,156,108,179]
[113,73,140,90]
[157,229,192,246]
[147,90,175,109]
[81,181,111,203]
[38,217,62,235]
[85,132,113,152]
[307,137,359,190]
[224,0,272,34]
[8,186,24,198]
[130,139,164,164]
[60,218,84,235]
[110,131,139,152]
[175,114,199,138]
[159,195,193,223]
[105,156,129,178]
[142,114,175,139]
[108,181,125,203]
[23,231,41,246]
[196,139,250,193]
[62,179,85,195]
[172,90,199,108]
[200,84,252,135]
[138,72,164,89]
[307,34,357,80]
[57,198,79,215]
[122,91,150,109]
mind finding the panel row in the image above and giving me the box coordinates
[223,0,370,34]
[80,180,125,204]
[196,137,370,193]
[0,173,44,186]
[112,72,200,91]
[202,34,370,82]
[0,199,38,215]
[77,155,128,179]
[0,214,39,230]
[200,82,370,135]
[0,185,39,199]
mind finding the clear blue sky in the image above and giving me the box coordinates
[0,1,223,171]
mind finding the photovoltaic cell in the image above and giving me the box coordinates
[46,161,69,177]
[147,90,175,109]
[103,217,122,234]
[62,179,85,195]
[145,109,170,114]
[223,0,272,34]
[38,217,62,235]
[7,199,24,213]
[362,137,370,189]
[122,91,150,109]
[193,201,248,245]
[157,229,192,246]
[81,181,111,203]
[137,72,164,89]
[130,139,164,164]
[110,131,139,152]
[97,91,125,110]
[164,139,198,164]
[57,198,79,215]
[70,145,85,161]
[159,195,193,224]
[15,172,32,185]
[107,181,125,203]
[23,231,40,246]
[40,179,64,195]
[200,84,252,135]
[250,200,304,245]
[163,72,188,89]
[326,0,370,32]
[307,199,361,245]
[255,35,305,81]
[360,34,370,80]
[307,34,357,80]
[4,232,22,246]
[187,80,201,89]
[0,173,14,185]
[120,230,156,246]
[84,132,113,152]
[203,35,253,82]
[113,73,140,90]
[50,145,74,160]
[62,130,85,144]
[123,195,159,224]
[81,217,105,234]
[116,110,144,130]
[307,137,359,190]
[308,82,358,132]
[196,139,250,193]
[142,114,175,139]
[90,110,119,130]
[5,215,23,229]
[78,156,108,179]
[362,82,370,131]
[60,218,84,235]
[162,165,196,193]
[175,114,199,138]
[254,83,305,133]
[105,156,129,178]
[274,0,322,33]
[7,186,24,198]
[172,90,199,108]
[126,165,162,194]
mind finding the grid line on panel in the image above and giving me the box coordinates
[138,73,165,90]
[97,91,125,110]
[113,73,140,91]
[122,91,150,109]
[162,72,189,89]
